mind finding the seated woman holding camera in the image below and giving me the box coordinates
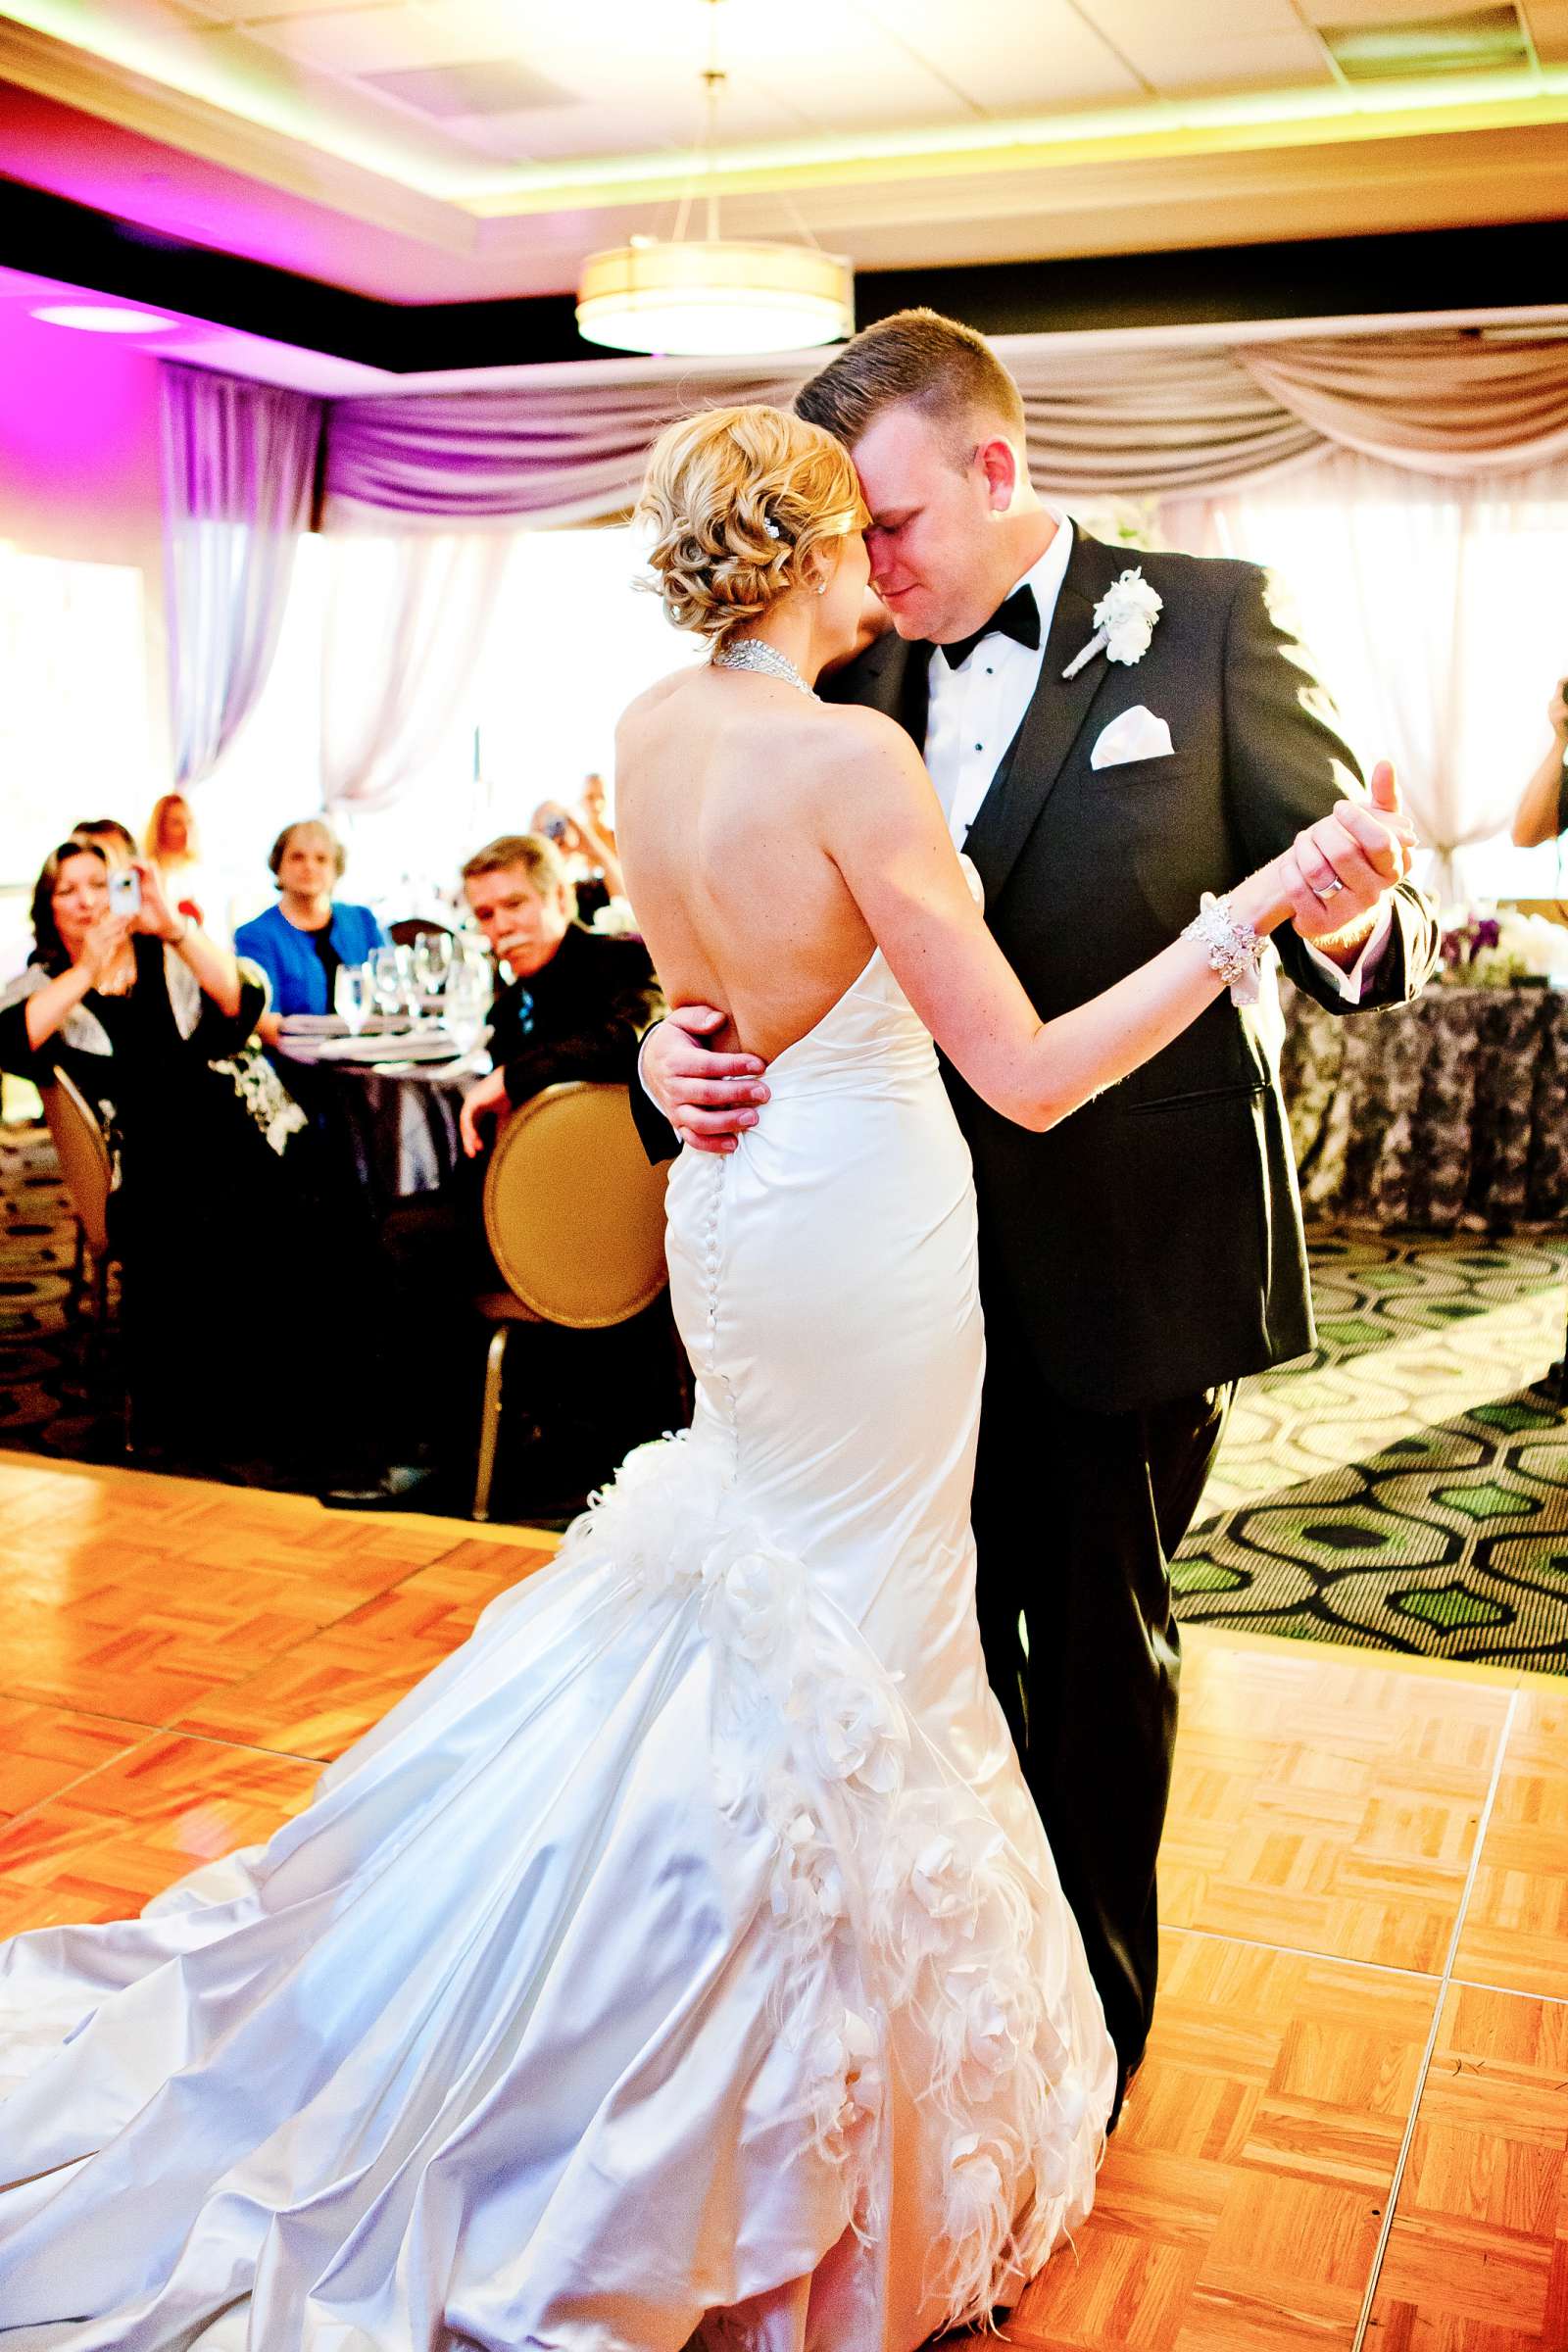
[0,840,359,1474]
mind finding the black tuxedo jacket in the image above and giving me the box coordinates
[816,529,1440,1410]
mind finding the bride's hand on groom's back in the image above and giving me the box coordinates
[641,1006,770,1155]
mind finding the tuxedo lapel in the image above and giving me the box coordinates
[963,533,1126,906]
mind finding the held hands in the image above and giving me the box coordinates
[641,1006,770,1157]
[459,1066,512,1159]
[1275,761,1417,946]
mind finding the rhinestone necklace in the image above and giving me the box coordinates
[711,638,816,698]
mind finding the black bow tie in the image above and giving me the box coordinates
[938,583,1041,670]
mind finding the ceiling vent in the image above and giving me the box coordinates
[361,61,574,119]
[1320,4,1530,80]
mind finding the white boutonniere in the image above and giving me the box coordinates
[1061,566,1162,679]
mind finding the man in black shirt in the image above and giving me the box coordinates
[372,833,667,1508]
[454,833,662,1159]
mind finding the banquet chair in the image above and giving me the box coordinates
[39,1068,120,1390]
[473,1081,671,1521]
[387,918,453,948]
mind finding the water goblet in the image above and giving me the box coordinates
[368,946,405,1023]
[334,962,371,1037]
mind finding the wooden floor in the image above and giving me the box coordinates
[0,1451,1562,2351]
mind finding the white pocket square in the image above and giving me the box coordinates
[1090,706,1175,770]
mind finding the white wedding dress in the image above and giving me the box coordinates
[0,932,1115,2351]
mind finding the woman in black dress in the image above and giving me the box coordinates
[0,840,361,1473]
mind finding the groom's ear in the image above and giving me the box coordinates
[976,436,1020,514]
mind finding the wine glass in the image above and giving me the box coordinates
[334,962,371,1036]
[414,931,453,1001]
[393,944,426,1026]
[444,946,492,1057]
[368,946,406,1023]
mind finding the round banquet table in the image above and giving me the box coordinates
[1282,979,1568,1231]
[272,1032,482,1215]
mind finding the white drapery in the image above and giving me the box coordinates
[318,533,510,817]
[160,365,321,787]
[1160,450,1568,893]
[320,327,1568,530]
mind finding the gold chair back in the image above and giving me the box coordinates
[41,1068,113,1260]
[482,1081,669,1329]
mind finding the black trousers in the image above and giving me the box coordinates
[970,1283,1232,2108]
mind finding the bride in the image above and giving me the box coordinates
[0,406,1409,2351]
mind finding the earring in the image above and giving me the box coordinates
[815,579,828,596]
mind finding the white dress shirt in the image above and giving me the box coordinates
[924,521,1072,850]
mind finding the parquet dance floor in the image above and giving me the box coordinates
[0,1450,1561,2350]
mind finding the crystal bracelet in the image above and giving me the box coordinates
[1181,892,1264,1006]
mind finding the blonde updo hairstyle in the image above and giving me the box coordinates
[638,404,868,648]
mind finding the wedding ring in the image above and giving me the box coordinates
[1312,877,1346,902]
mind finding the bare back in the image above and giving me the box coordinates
[614,665,884,1061]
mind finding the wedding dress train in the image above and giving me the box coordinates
[0,936,1115,2350]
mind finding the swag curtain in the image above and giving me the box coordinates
[324,356,804,531]
[160,365,321,787]
[320,328,1568,527]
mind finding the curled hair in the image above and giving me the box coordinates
[637,404,867,647]
[31,840,108,976]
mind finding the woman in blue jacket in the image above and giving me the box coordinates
[234,818,385,1021]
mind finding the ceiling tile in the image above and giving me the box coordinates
[240,3,473,73]
[1079,0,1336,88]
[848,0,1149,110]
[462,88,802,164]
[360,57,573,116]
[1146,31,1342,94]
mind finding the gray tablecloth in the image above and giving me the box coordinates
[1283,981,1568,1230]
[275,1052,474,1214]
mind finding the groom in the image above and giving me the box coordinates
[635,310,1440,2114]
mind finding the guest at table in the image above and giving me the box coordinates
[0,840,368,1476]
[379,832,666,1508]
[71,815,137,867]
[455,831,662,1158]
[143,792,207,931]
[234,818,385,1029]
[1509,677,1568,847]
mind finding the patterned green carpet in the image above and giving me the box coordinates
[1176,1232,1568,1672]
[7,1115,1568,1669]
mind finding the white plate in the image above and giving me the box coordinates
[308,1029,471,1065]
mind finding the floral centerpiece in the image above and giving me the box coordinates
[1438,906,1568,987]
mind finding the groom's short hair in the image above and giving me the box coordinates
[796,309,1025,459]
